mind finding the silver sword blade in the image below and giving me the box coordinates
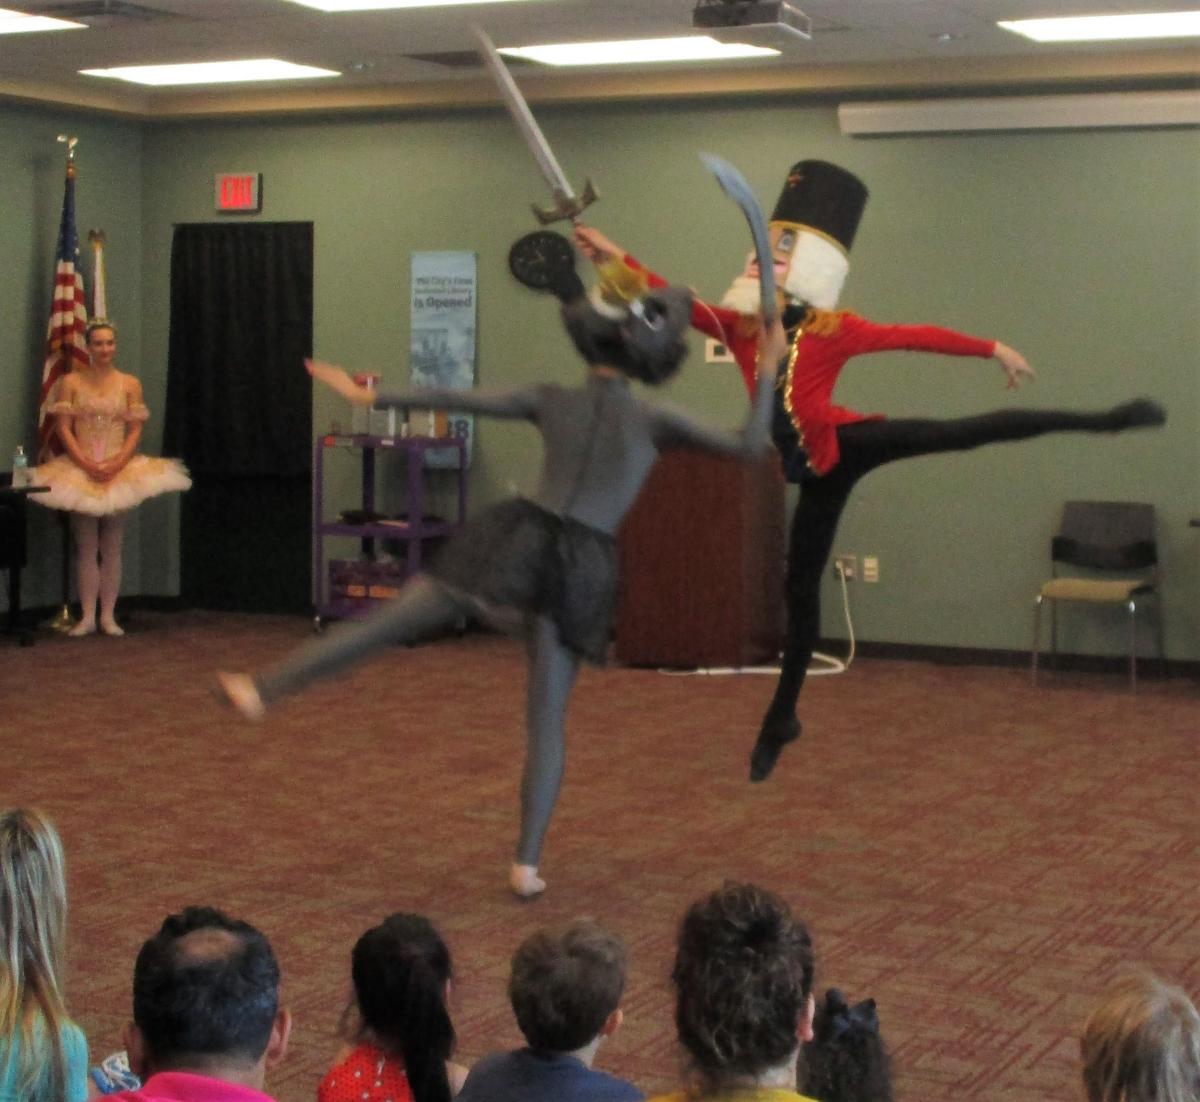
[700,152,777,324]
[472,26,576,210]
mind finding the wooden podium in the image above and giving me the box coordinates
[614,449,784,668]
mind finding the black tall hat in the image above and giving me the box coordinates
[771,160,869,253]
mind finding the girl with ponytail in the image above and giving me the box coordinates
[319,914,467,1102]
[0,807,88,1102]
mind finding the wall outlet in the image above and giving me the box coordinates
[863,555,880,583]
[834,553,857,581]
[705,338,735,363]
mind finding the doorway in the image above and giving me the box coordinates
[164,222,313,613]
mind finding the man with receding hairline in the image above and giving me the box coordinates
[104,906,292,1102]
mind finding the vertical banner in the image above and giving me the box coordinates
[410,251,476,468]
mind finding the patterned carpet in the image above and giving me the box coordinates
[2,610,1197,1102]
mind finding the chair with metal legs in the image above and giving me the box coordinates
[1030,500,1164,691]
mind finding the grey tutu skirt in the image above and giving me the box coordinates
[428,498,618,664]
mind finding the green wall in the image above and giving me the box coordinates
[4,95,1197,659]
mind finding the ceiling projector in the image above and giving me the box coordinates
[692,0,813,45]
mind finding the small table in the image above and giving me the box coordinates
[0,483,49,645]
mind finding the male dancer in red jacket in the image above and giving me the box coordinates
[577,159,1164,782]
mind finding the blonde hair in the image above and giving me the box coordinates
[0,808,72,1101]
[1081,973,1200,1102]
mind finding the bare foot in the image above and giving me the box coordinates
[68,620,96,637]
[215,671,266,722]
[99,618,125,637]
[509,863,546,899]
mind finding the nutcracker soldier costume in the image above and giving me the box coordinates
[576,159,1164,782]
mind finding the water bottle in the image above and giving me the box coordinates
[11,444,30,489]
[351,373,380,436]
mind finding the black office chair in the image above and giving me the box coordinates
[1031,501,1164,690]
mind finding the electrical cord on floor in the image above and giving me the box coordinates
[658,561,856,678]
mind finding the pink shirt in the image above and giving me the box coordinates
[107,1070,276,1102]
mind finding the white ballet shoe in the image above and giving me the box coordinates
[68,620,96,637]
[509,864,546,899]
[215,671,267,722]
[99,619,125,637]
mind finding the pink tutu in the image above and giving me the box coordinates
[31,454,191,516]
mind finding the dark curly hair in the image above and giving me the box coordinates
[671,882,814,1091]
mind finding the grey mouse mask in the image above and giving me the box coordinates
[561,285,693,385]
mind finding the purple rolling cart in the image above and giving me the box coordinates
[312,432,467,630]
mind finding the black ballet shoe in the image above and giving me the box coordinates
[749,714,801,783]
[1109,398,1166,430]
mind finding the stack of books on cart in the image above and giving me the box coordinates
[329,559,406,602]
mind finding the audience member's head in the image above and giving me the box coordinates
[0,808,74,1101]
[508,919,628,1055]
[345,912,456,1102]
[1081,972,1200,1102]
[801,988,893,1102]
[671,881,815,1095]
[126,905,290,1090]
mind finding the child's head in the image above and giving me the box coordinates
[346,913,455,1102]
[0,807,67,982]
[801,988,893,1102]
[508,919,627,1053]
[1081,972,1200,1102]
[671,881,814,1092]
[0,808,71,1098]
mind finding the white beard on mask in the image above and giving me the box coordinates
[719,274,763,315]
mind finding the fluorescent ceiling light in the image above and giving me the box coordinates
[999,11,1200,42]
[80,59,341,86]
[500,36,779,66]
[0,6,85,33]
[284,0,537,10]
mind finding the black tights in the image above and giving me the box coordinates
[762,405,1127,727]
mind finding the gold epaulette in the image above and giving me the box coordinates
[595,256,649,307]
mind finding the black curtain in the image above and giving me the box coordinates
[165,222,313,613]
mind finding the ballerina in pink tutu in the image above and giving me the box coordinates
[32,320,190,636]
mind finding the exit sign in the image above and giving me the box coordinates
[215,173,262,213]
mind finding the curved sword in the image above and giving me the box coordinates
[700,152,777,324]
[472,25,597,225]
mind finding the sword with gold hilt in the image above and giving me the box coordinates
[472,26,598,226]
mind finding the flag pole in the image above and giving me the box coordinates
[47,513,74,633]
[45,135,82,634]
[88,228,107,320]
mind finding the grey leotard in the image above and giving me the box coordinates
[257,366,774,865]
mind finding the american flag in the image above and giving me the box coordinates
[37,161,90,461]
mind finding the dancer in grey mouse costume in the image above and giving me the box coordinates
[218,227,786,898]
